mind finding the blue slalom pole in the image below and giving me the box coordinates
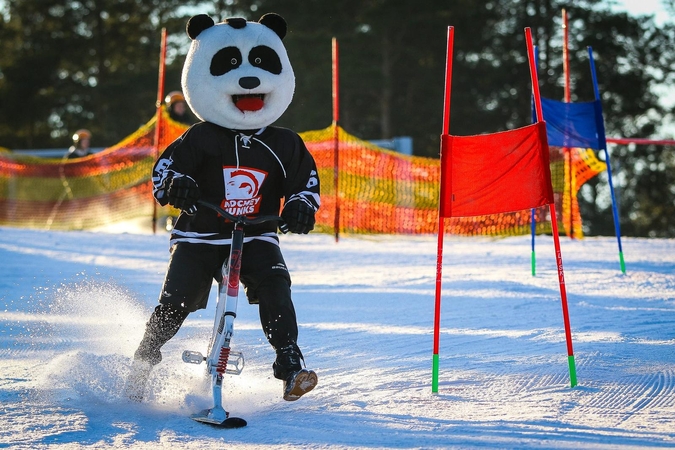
[588,46,626,274]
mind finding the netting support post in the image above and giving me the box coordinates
[562,9,575,239]
[152,27,168,235]
[332,37,340,242]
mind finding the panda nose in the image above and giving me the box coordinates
[239,77,260,89]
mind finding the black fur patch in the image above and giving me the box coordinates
[249,46,282,75]
[226,18,247,29]
[186,14,215,40]
[210,47,243,76]
[258,13,287,40]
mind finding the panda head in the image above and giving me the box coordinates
[181,13,295,130]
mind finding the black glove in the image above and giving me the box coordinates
[280,199,315,234]
[166,176,200,213]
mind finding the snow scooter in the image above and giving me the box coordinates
[181,199,283,428]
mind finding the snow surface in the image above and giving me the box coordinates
[1,221,674,449]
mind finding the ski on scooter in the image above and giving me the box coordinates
[190,408,247,428]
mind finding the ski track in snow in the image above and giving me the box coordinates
[0,227,674,449]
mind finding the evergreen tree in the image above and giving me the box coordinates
[0,0,199,148]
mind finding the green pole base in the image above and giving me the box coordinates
[432,353,439,393]
[619,251,626,274]
[531,251,536,277]
[568,355,578,387]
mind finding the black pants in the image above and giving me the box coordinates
[158,239,298,351]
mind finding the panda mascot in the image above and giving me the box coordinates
[126,13,319,403]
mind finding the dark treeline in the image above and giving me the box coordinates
[1,0,674,236]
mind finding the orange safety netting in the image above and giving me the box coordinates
[0,108,184,230]
[548,145,607,239]
[0,111,605,236]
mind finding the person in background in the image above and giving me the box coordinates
[165,91,194,126]
[67,129,92,159]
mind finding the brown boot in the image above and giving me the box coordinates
[273,344,317,401]
[283,369,318,401]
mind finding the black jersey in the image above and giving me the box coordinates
[153,122,320,246]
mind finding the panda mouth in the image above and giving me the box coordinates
[233,94,265,112]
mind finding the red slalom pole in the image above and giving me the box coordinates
[432,26,454,394]
[152,27,167,235]
[526,27,577,387]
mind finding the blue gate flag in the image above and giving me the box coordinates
[540,98,606,150]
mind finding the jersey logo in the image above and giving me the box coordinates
[222,167,268,215]
[152,157,172,187]
[306,169,318,188]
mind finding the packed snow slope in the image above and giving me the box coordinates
[1,223,674,449]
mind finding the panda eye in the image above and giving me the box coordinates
[248,45,282,75]
[210,46,243,76]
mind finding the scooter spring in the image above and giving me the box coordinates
[216,347,230,374]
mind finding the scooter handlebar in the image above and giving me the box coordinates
[197,200,283,227]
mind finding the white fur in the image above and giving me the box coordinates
[181,19,295,130]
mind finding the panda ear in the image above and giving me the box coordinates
[186,14,215,40]
[258,13,287,40]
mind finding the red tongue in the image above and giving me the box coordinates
[235,97,264,112]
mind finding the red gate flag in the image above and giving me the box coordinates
[439,121,554,218]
